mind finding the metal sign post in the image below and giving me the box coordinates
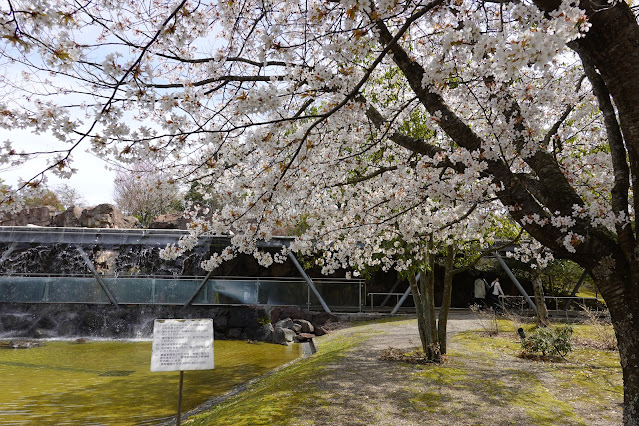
[150,319,215,425]
[177,371,184,426]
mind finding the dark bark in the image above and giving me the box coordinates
[531,271,550,327]
[423,237,440,361]
[407,273,430,356]
[564,5,639,423]
[437,244,455,354]
[408,237,442,362]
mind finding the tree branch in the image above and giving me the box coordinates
[582,58,635,257]
[372,7,612,262]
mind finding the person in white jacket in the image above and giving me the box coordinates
[490,277,504,310]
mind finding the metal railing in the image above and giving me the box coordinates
[367,292,413,310]
[499,295,606,313]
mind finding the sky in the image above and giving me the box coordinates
[1,129,116,207]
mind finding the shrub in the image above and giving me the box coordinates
[469,304,499,336]
[521,325,573,358]
[579,305,617,351]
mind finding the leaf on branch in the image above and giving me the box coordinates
[2,35,26,47]
[53,49,71,62]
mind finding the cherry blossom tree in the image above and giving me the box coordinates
[1,0,638,422]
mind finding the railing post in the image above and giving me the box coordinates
[75,245,119,308]
[391,273,420,315]
[495,254,536,311]
[288,253,331,313]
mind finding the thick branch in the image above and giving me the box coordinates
[582,58,635,258]
[335,166,398,186]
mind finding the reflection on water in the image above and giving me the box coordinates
[0,340,300,425]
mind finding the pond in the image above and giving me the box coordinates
[0,339,300,425]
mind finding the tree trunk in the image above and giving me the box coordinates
[597,269,639,426]
[437,244,455,355]
[407,236,441,362]
[531,270,550,327]
[408,273,429,355]
[420,272,440,361]
[422,236,440,361]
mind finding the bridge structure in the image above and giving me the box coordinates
[0,226,365,313]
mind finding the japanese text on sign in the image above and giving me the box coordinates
[150,319,214,372]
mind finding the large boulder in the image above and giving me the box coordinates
[273,318,295,330]
[270,306,309,323]
[255,323,274,342]
[53,206,83,227]
[311,311,338,326]
[272,326,297,345]
[79,204,138,228]
[313,325,328,336]
[149,213,188,229]
[294,319,315,334]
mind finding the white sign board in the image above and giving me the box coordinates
[150,319,214,372]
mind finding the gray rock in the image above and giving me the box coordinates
[313,325,328,336]
[53,206,83,227]
[255,323,274,342]
[8,340,44,349]
[228,306,258,328]
[213,316,229,332]
[80,204,139,228]
[0,206,56,227]
[149,213,189,229]
[291,323,303,333]
[274,318,295,330]
[272,326,296,345]
[294,333,315,343]
[293,319,315,333]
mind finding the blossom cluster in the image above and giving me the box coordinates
[0,0,630,275]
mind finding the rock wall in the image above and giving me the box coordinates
[1,204,139,228]
[0,206,58,227]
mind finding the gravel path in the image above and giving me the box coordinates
[296,311,482,426]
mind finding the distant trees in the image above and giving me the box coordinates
[113,161,182,227]
[52,184,86,210]
[22,187,63,211]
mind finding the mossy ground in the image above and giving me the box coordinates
[185,316,622,425]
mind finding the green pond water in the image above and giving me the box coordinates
[0,340,300,425]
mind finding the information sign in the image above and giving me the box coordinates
[150,319,214,372]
